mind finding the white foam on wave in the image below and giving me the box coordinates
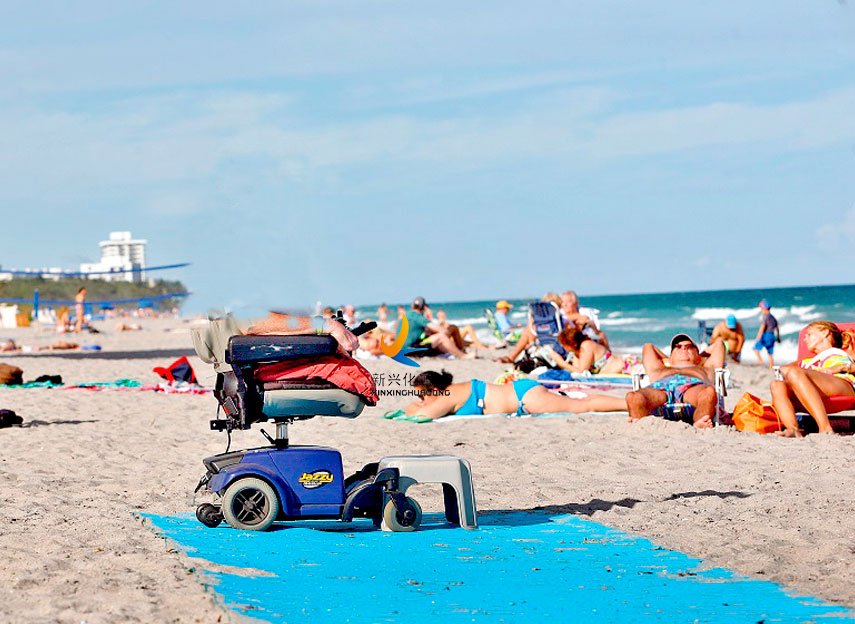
[788,305,821,321]
[739,338,799,364]
[692,307,759,321]
[447,316,487,326]
[606,311,622,318]
[778,321,806,336]
[598,317,652,327]
[692,304,821,324]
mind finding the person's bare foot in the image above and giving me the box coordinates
[693,413,714,428]
[777,428,803,438]
[625,391,648,423]
[496,355,514,364]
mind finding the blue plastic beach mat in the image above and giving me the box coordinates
[144,511,850,623]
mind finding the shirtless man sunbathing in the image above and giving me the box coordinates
[625,334,725,428]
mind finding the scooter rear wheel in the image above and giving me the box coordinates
[383,497,422,532]
[222,478,279,531]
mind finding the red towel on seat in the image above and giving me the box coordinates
[256,354,378,405]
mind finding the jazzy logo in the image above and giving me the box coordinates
[380,313,425,367]
[298,470,334,489]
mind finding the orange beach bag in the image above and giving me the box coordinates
[732,392,781,434]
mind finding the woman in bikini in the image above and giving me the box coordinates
[546,327,637,375]
[403,370,627,421]
[770,320,855,437]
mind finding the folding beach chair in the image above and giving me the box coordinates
[484,308,519,345]
[631,368,729,425]
[529,301,567,359]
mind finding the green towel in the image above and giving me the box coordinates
[380,409,433,423]
[0,381,62,389]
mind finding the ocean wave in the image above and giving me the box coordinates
[778,321,806,336]
[598,317,652,327]
[447,316,487,326]
[691,307,759,321]
[787,305,821,321]
[739,339,799,364]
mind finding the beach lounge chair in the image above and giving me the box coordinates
[631,368,729,425]
[484,308,519,345]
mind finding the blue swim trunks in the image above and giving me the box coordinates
[754,331,776,354]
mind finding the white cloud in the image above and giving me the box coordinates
[816,208,855,251]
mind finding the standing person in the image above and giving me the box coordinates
[753,299,779,369]
[710,314,745,362]
[74,287,87,334]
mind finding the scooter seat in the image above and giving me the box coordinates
[263,387,365,419]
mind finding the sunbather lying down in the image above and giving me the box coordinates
[404,370,627,421]
[1,340,80,352]
[624,335,724,428]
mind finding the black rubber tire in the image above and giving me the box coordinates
[383,497,422,532]
[196,503,223,528]
[221,478,279,531]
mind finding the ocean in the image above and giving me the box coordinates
[355,284,855,363]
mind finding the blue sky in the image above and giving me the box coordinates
[1,1,853,313]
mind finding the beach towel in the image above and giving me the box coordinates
[537,369,633,389]
[380,404,620,423]
[153,356,198,385]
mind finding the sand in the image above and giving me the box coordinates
[1,317,854,623]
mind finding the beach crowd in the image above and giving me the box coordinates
[347,292,855,437]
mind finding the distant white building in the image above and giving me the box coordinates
[79,231,147,283]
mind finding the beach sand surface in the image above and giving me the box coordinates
[1,318,854,622]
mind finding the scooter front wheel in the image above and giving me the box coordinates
[383,497,422,532]
[222,478,280,531]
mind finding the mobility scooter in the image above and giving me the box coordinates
[189,313,428,532]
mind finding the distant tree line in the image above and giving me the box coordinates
[0,278,189,312]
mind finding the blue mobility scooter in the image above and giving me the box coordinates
[190,313,423,532]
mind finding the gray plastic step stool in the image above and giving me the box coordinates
[377,455,478,530]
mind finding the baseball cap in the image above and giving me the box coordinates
[670,333,697,351]
[726,314,737,329]
[412,296,426,310]
[759,299,770,309]
[496,300,514,310]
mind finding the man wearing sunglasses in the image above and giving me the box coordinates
[626,334,725,428]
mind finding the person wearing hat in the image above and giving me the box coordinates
[624,334,725,428]
[406,297,473,359]
[710,314,745,363]
[494,300,521,336]
[753,299,780,369]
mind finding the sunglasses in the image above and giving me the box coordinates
[672,342,698,351]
